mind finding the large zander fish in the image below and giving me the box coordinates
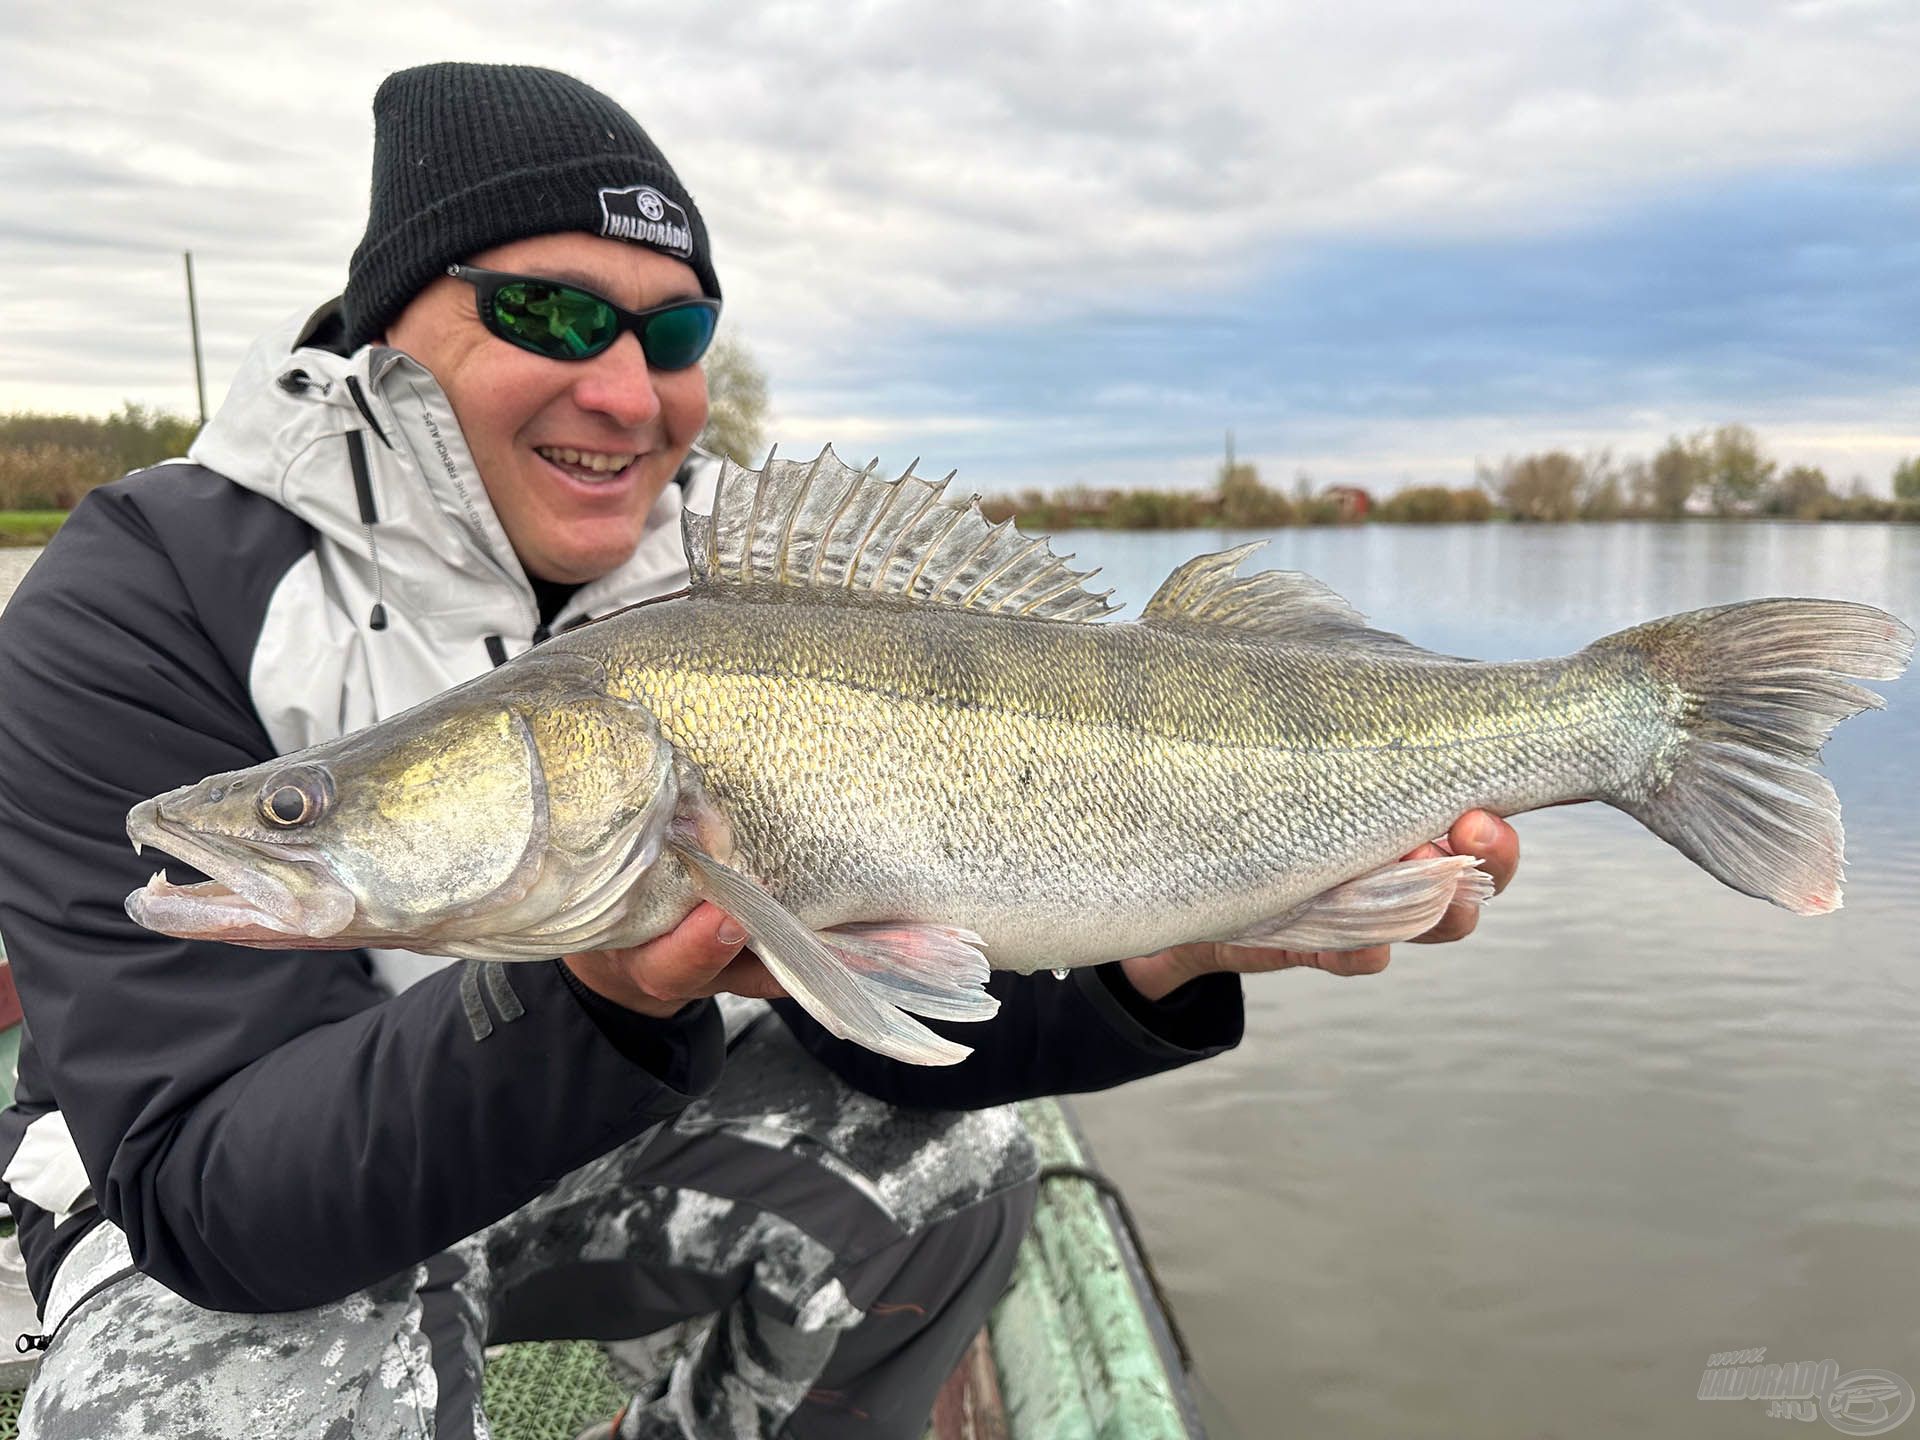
[126,450,1913,1064]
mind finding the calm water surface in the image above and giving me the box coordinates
[3,527,1916,1437]
[1060,523,1918,1439]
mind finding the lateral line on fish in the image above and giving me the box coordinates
[635,663,1624,758]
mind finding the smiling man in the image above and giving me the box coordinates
[389,241,714,588]
[0,63,1515,1440]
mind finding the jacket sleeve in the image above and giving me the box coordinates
[0,480,724,1313]
[770,962,1243,1109]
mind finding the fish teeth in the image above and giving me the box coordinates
[133,839,143,856]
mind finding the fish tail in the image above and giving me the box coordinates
[1591,599,1912,914]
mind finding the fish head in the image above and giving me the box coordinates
[126,651,681,952]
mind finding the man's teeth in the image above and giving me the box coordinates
[536,446,636,475]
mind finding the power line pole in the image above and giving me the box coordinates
[183,251,207,426]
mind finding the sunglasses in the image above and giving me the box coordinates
[445,264,720,370]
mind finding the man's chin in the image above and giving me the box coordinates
[523,525,652,587]
[507,457,680,585]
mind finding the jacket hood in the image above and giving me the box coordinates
[189,301,706,637]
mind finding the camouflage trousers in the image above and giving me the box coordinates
[19,1005,1038,1440]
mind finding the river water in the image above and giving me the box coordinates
[2,525,1916,1436]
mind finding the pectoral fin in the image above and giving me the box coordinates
[824,922,1000,1023]
[1227,855,1492,951]
[673,845,974,1066]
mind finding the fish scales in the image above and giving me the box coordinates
[558,586,1660,970]
[123,447,1911,1064]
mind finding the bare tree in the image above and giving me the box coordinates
[1894,456,1920,502]
[1579,448,1624,519]
[1770,464,1832,520]
[1704,424,1774,515]
[1649,435,1706,518]
[697,334,770,465]
[1620,456,1653,515]
[1491,451,1582,521]
[1218,461,1291,526]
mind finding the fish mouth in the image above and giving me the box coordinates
[124,799,359,943]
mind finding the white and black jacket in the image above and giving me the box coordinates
[0,303,1242,1316]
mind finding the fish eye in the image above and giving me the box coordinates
[259,768,330,828]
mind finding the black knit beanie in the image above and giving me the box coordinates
[341,63,719,352]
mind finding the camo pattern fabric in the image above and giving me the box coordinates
[18,1007,1038,1440]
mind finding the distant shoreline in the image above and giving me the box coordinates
[973,500,1920,532]
[5,505,1917,550]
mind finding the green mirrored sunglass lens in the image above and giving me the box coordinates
[495,282,617,358]
[642,306,716,369]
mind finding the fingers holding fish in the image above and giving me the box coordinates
[1214,942,1394,977]
[562,902,785,1017]
[1118,934,1393,1000]
[1407,811,1519,944]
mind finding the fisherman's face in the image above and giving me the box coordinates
[385,232,710,585]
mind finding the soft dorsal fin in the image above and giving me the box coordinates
[1140,542,1437,655]
[681,445,1117,621]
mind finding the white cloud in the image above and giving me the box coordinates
[3,0,1916,472]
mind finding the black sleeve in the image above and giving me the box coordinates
[0,477,723,1313]
[770,962,1243,1109]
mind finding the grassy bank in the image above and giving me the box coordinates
[0,512,65,546]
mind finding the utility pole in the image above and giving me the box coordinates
[184,251,207,426]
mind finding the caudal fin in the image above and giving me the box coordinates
[1594,599,1912,915]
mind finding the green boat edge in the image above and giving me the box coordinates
[0,962,1205,1440]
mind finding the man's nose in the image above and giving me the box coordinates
[570,332,662,428]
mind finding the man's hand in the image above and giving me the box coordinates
[563,903,787,1018]
[1118,811,1521,1002]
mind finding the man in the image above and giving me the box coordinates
[0,64,1517,1439]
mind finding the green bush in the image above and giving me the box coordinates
[0,403,200,512]
[1376,486,1489,523]
[0,445,120,511]
[1892,456,1919,503]
[1825,492,1898,522]
[1106,488,1210,529]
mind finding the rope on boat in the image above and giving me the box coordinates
[1036,1162,1194,1373]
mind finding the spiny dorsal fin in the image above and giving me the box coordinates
[1140,542,1438,655]
[681,445,1117,620]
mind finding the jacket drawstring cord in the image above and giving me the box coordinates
[343,429,389,631]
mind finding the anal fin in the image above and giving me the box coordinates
[1227,855,1491,951]
[673,845,974,1065]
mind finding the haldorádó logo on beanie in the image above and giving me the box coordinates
[341,62,720,353]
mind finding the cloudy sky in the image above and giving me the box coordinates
[4,0,1917,493]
